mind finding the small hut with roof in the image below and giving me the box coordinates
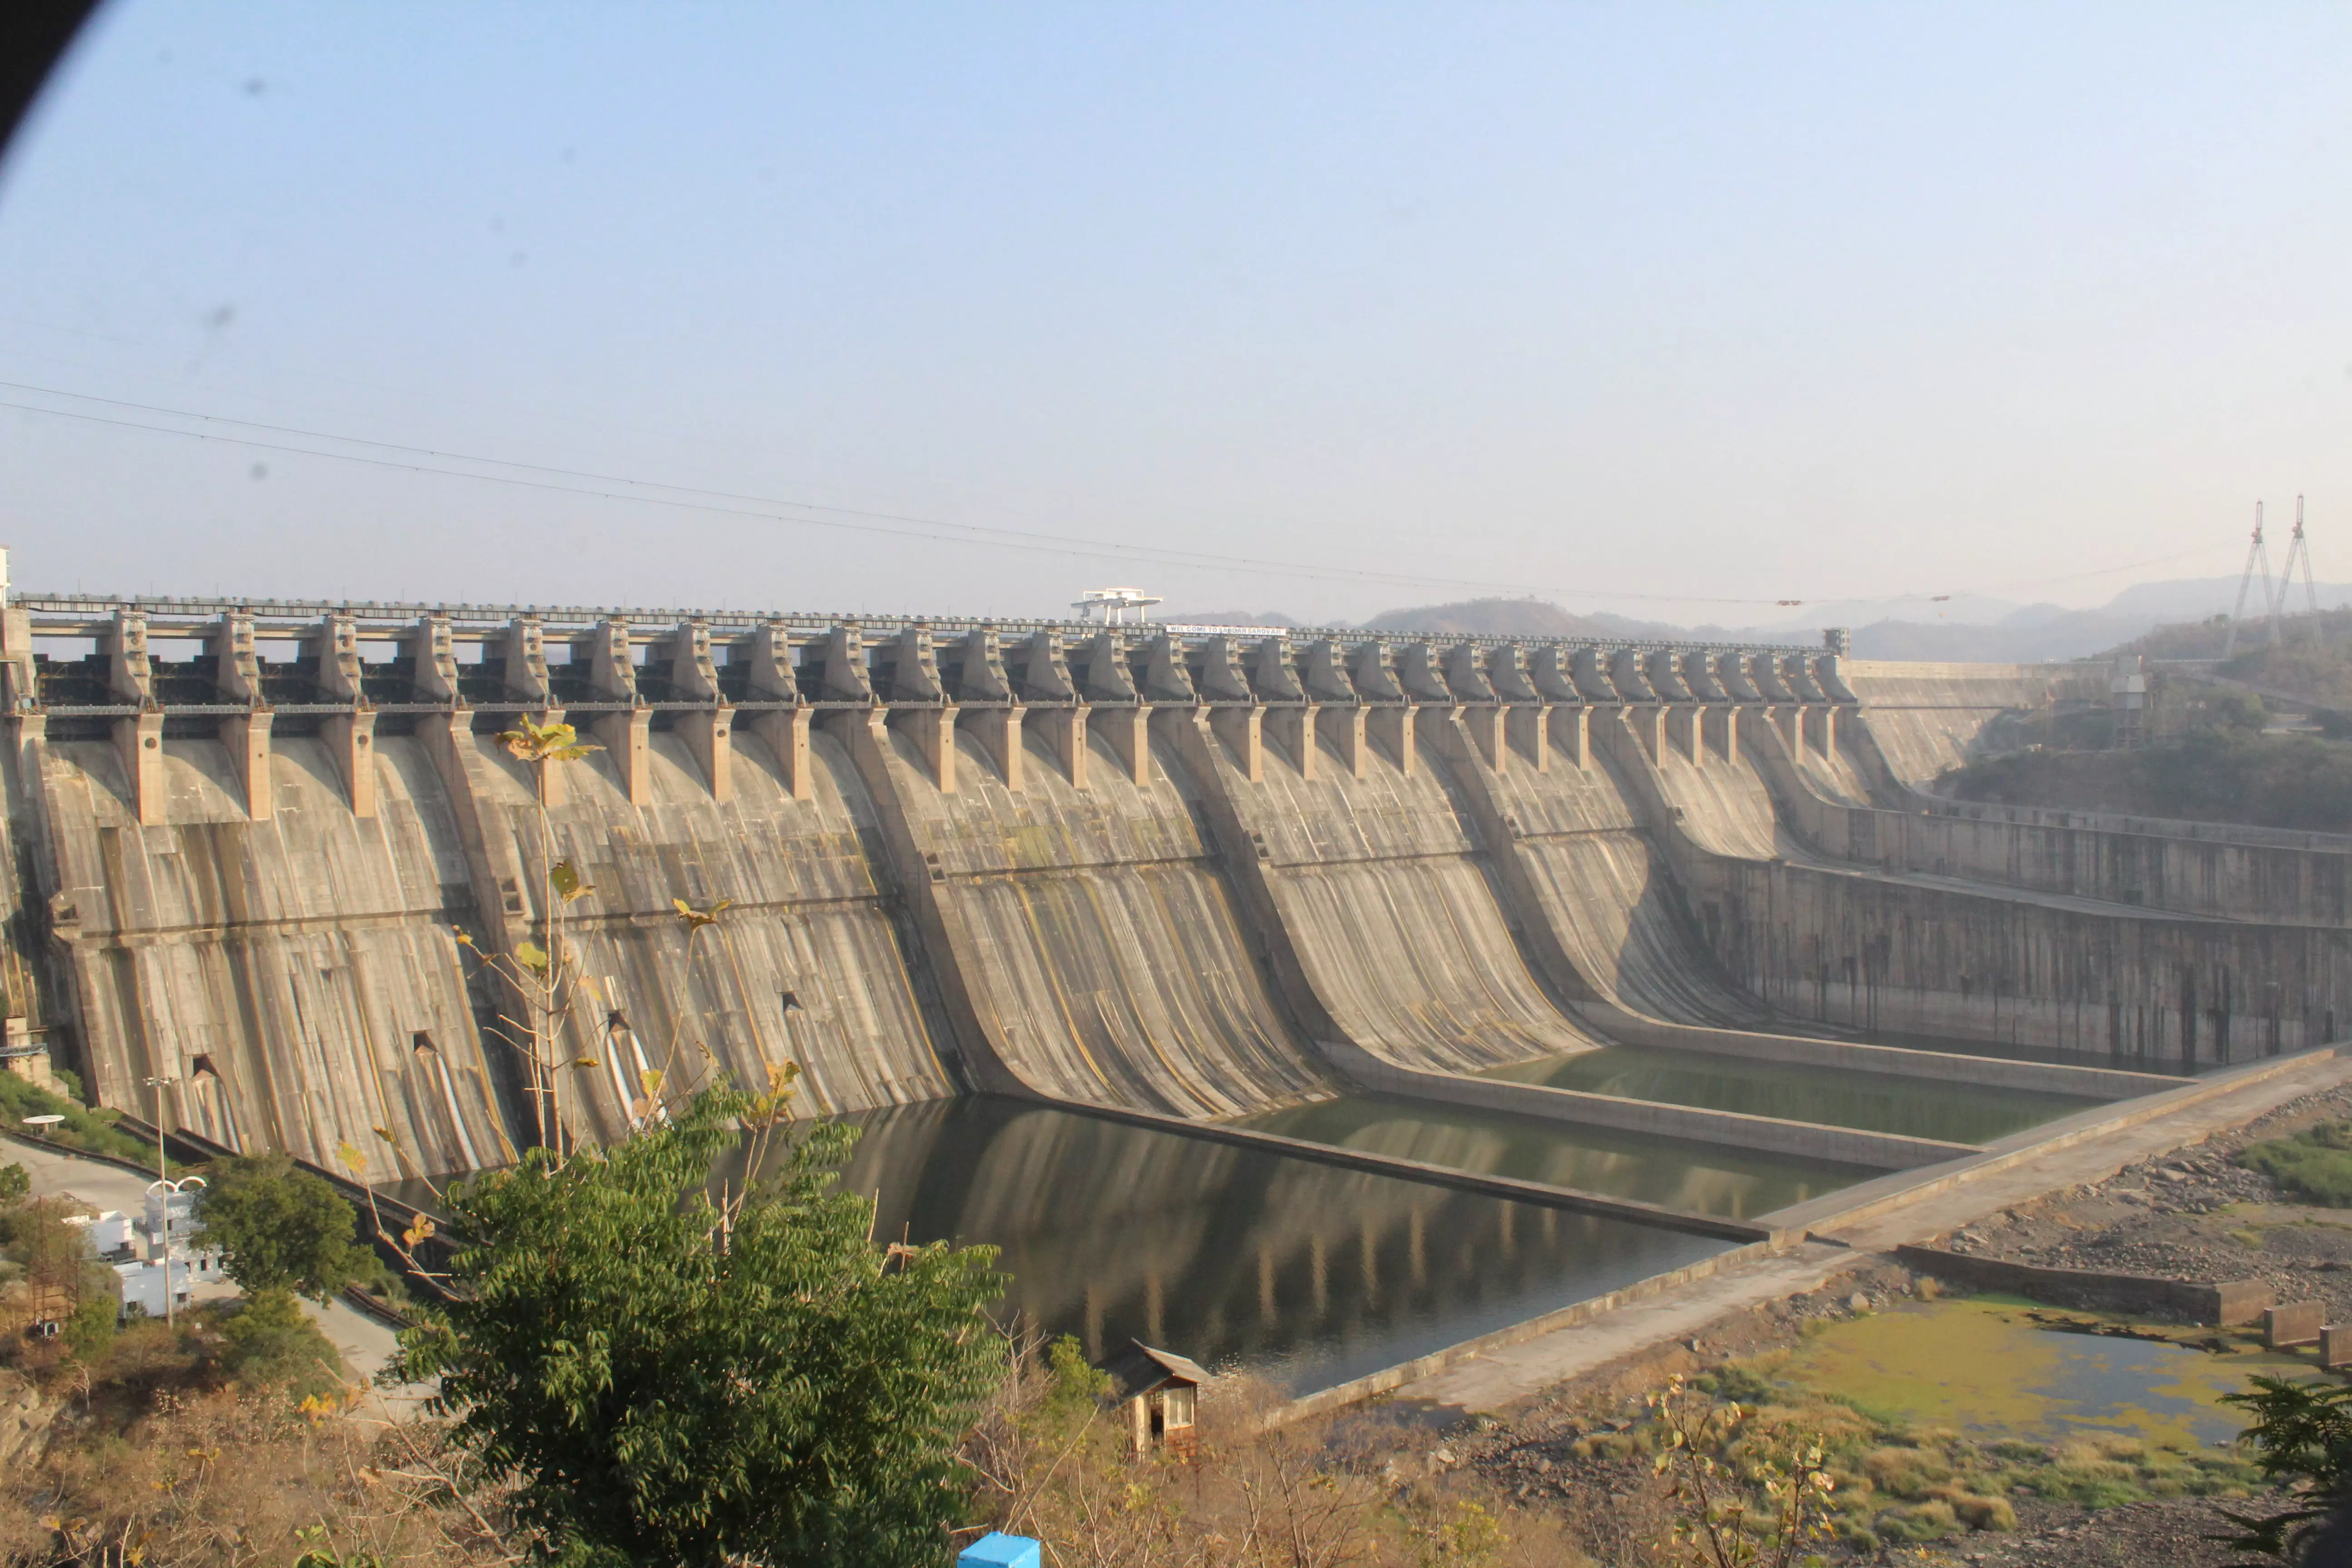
[1100,1340,1207,1459]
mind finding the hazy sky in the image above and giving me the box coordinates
[1,3,2347,628]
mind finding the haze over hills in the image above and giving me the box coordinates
[1163,576,2352,662]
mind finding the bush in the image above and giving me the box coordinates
[1940,714,2352,833]
[1879,1499,1957,1541]
[0,1161,27,1203]
[2237,1124,2352,1206]
[209,1290,346,1399]
[0,1073,167,1169]
[61,1294,118,1362]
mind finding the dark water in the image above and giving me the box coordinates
[823,1096,1730,1393]
[1484,1047,2102,1143]
[1237,1093,1877,1218]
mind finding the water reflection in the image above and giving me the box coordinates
[818,1096,1729,1393]
[1486,1047,2101,1143]
[1239,1093,1876,1218]
[1863,1030,2200,1077]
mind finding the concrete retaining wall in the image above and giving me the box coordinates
[1892,1244,2269,1326]
[1763,718,2352,926]
[1597,716,2352,1066]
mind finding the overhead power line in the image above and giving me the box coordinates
[0,378,2239,613]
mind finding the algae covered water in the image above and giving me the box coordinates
[1486,1046,2102,1144]
[1236,1092,1877,1219]
[827,1095,1730,1393]
[1775,1295,2298,1449]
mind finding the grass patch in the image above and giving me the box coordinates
[2237,1122,2352,1207]
[1581,1368,2264,1550]
[0,1071,180,1172]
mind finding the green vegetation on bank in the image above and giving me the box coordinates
[2236,1122,2352,1207]
[0,1068,181,1172]
[1615,1362,2262,1552]
[1941,686,2352,832]
[392,1085,1006,1568]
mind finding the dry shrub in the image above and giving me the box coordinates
[0,1389,516,1568]
[1950,1494,2016,1532]
[961,1330,1584,1568]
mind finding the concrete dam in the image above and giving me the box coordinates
[5,588,2348,1237]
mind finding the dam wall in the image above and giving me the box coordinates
[6,586,2337,1176]
[843,705,1323,1117]
[16,725,508,1181]
[470,720,956,1141]
[1166,701,1604,1078]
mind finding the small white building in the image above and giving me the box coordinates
[142,1177,211,1261]
[115,1258,196,1320]
[64,1209,136,1257]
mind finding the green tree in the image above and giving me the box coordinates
[0,1160,27,1203]
[4,1195,90,1307]
[391,1087,1004,1568]
[212,1287,346,1397]
[196,1151,364,1303]
[2218,1375,2352,1559]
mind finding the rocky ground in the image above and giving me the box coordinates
[1940,1082,2352,1323]
[1334,1084,2352,1565]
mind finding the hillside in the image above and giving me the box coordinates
[1937,682,2352,833]
[1155,575,2352,659]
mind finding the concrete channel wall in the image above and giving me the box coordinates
[1601,716,2352,1063]
[1758,718,2352,926]
[1318,1037,1980,1169]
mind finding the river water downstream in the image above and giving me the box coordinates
[828,1096,1732,1392]
[1239,1093,1880,1217]
[1485,1046,2102,1143]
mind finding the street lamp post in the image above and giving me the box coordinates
[141,1073,179,1327]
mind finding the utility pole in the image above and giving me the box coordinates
[2275,495,2323,645]
[2222,502,2275,660]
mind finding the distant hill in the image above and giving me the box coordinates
[1152,577,2352,661]
[1359,597,1678,638]
[1156,609,1301,628]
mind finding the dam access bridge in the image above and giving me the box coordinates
[3,581,2348,1254]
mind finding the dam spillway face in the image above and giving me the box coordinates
[2,592,2345,1186]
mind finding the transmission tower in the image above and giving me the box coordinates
[2274,494,2323,645]
[2222,501,2276,659]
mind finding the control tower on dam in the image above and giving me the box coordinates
[5,582,2347,1184]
